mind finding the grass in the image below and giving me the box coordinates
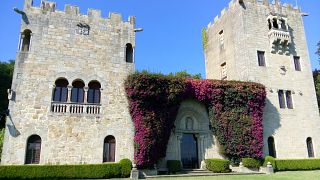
[151,170,320,180]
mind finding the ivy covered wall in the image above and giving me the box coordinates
[125,72,266,168]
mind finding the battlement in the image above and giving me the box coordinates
[23,0,136,25]
[208,0,301,28]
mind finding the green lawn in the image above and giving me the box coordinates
[154,171,320,180]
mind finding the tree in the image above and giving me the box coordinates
[168,70,202,79]
[313,69,320,112]
[317,41,320,58]
[0,60,14,128]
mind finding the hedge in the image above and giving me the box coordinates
[275,159,320,171]
[167,160,182,174]
[205,159,231,173]
[242,158,261,168]
[0,159,132,179]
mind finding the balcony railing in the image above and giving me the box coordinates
[51,102,101,115]
[268,29,291,45]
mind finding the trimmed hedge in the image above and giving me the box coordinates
[275,159,320,171]
[205,159,231,173]
[263,156,276,170]
[167,160,182,174]
[0,159,132,179]
[242,158,261,168]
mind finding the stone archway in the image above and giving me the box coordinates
[164,99,211,169]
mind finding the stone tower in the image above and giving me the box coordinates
[1,0,137,165]
[204,0,319,158]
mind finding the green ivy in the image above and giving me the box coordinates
[0,128,4,162]
[202,28,208,50]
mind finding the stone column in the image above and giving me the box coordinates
[196,134,205,168]
[67,86,72,103]
[29,33,33,51]
[19,34,25,51]
[84,87,89,104]
[176,133,183,160]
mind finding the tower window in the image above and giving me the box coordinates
[272,18,279,29]
[294,56,301,71]
[267,136,277,158]
[221,62,227,80]
[20,29,32,52]
[88,81,101,104]
[25,135,42,164]
[53,78,69,102]
[306,137,315,158]
[103,135,116,162]
[71,80,85,103]
[126,43,133,63]
[280,19,287,30]
[286,91,293,109]
[257,51,266,67]
[219,30,224,50]
[278,90,285,109]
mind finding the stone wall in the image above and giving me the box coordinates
[1,0,136,165]
[205,0,320,158]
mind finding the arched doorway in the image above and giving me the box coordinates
[181,134,199,169]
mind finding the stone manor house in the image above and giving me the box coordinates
[1,0,319,169]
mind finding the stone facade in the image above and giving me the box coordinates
[205,0,320,158]
[1,0,136,164]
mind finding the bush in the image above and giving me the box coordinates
[0,159,132,179]
[167,160,182,174]
[0,128,4,162]
[119,158,132,177]
[205,159,231,173]
[263,156,276,170]
[275,159,320,171]
[242,158,261,168]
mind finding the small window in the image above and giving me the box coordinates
[20,29,32,52]
[268,19,272,30]
[294,56,301,71]
[25,135,41,164]
[53,78,69,102]
[71,80,85,103]
[126,43,133,63]
[257,51,266,67]
[88,81,101,104]
[76,23,90,36]
[272,18,279,29]
[221,62,227,80]
[286,91,293,109]
[268,136,277,158]
[103,135,116,162]
[219,30,224,50]
[278,90,286,109]
[306,137,314,158]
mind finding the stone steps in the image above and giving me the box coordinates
[146,169,265,179]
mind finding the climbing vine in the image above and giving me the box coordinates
[125,72,266,168]
[202,28,208,50]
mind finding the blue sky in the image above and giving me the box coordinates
[0,0,319,77]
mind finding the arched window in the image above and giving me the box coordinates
[268,136,277,158]
[272,18,279,29]
[25,135,41,164]
[71,80,85,103]
[125,43,133,63]
[53,78,69,102]
[88,81,101,104]
[103,135,116,162]
[268,19,272,30]
[280,19,286,30]
[20,29,32,52]
[306,137,315,158]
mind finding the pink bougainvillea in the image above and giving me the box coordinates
[125,72,266,168]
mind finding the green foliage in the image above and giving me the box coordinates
[167,160,182,174]
[168,70,202,79]
[242,158,261,168]
[275,159,320,171]
[0,128,4,162]
[205,159,231,173]
[202,28,208,50]
[263,156,276,170]
[119,158,132,177]
[316,41,320,58]
[0,60,14,128]
[0,159,132,179]
[313,70,320,112]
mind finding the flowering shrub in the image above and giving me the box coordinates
[125,72,266,168]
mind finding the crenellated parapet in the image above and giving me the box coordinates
[23,0,136,26]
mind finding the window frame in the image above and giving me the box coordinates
[306,137,315,158]
[278,90,286,109]
[267,136,277,158]
[103,136,116,162]
[257,50,266,67]
[294,56,301,71]
[25,135,42,164]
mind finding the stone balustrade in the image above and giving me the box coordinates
[268,29,291,45]
[51,102,101,115]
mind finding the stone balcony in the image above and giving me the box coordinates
[51,102,101,115]
[268,29,291,45]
